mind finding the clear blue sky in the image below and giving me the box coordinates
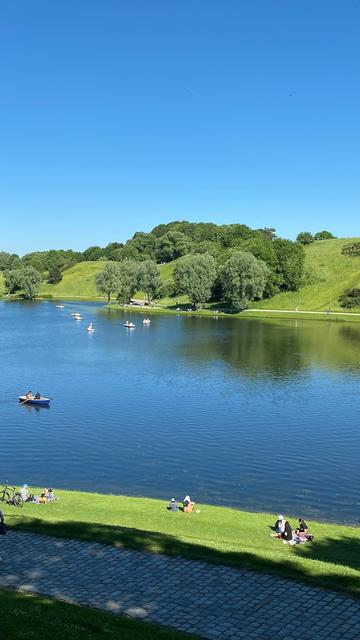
[1,1,359,255]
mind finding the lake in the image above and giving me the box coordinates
[0,300,359,523]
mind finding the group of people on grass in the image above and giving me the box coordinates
[20,484,58,504]
[167,495,196,513]
[271,515,314,545]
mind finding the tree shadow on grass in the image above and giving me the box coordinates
[6,515,360,600]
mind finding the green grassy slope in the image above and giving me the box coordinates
[254,238,360,312]
[3,491,360,598]
[38,261,106,299]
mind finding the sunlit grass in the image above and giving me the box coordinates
[3,491,359,598]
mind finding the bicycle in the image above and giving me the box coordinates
[0,483,23,508]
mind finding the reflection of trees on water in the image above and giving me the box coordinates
[180,318,360,378]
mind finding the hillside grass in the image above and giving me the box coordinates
[2,491,359,599]
[38,261,106,299]
[254,237,360,312]
[0,589,194,640]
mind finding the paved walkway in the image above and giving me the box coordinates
[1,531,359,639]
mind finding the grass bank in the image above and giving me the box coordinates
[109,302,360,324]
[0,589,194,640]
[2,491,359,599]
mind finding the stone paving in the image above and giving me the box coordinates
[0,530,359,639]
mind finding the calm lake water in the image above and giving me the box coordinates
[0,300,359,523]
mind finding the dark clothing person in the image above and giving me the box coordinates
[298,519,308,532]
[282,521,293,542]
[34,392,41,399]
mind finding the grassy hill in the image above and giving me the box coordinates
[1,238,360,311]
[39,260,179,301]
[253,237,360,312]
[38,261,106,299]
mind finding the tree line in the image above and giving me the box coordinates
[0,222,336,305]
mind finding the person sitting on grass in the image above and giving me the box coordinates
[298,518,308,534]
[183,495,195,513]
[167,498,179,512]
[274,515,286,534]
[44,488,57,502]
[271,519,293,542]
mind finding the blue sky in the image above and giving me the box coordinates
[1,1,359,254]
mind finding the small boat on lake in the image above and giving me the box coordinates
[56,305,65,309]
[19,395,51,407]
[74,314,82,320]
[142,318,151,325]
[124,321,135,328]
[87,323,94,333]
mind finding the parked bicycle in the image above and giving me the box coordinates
[0,483,23,508]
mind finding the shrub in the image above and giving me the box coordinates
[339,288,360,308]
[341,242,360,257]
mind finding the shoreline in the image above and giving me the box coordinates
[2,296,360,323]
[2,489,359,599]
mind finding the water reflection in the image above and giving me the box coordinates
[180,317,360,378]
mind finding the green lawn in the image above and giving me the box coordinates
[0,589,194,640]
[2,491,359,599]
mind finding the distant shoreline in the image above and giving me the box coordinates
[2,295,360,323]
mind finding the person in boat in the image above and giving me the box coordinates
[25,391,34,400]
[34,392,41,399]
[167,498,179,512]
[183,495,195,513]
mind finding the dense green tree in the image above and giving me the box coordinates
[47,264,62,284]
[218,224,254,248]
[18,266,42,299]
[192,240,222,259]
[138,260,162,303]
[123,232,156,261]
[220,251,269,310]
[103,242,123,261]
[273,239,305,291]
[174,253,217,307]
[95,262,122,301]
[22,251,48,272]
[314,231,336,241]
[155,231,192,262]
[0,252,20,271]
[258,227,277,240]
[116,260,140,304]
[83,246,105,261]
[3,269,21,294]
[296,231,314,245]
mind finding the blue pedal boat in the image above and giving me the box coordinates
[19,395,51,407]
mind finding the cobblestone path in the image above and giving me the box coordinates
[0,531,359,639]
